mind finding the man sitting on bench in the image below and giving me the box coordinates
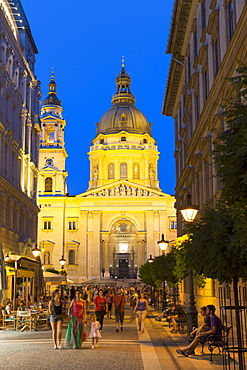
[176,304,222,357]
[189,306,210,339]
[170,305,186,333]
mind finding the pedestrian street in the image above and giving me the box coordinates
[0,305,225,370]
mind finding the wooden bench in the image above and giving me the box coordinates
[207,325,232,362]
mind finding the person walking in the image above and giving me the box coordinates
[65,291,86,349]
[48,289,64,349]
[70,286,76,301]
[134,292,149,333]
[129,289,138,322]
[106,289,114,319]
[113,289,126,332]
[84,286,91,314]
[89,313,101,349]
[94,289,107,331]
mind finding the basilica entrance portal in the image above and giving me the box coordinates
[109,219,139,279]
[118,257,129,279]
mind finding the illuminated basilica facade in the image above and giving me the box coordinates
[38,66,177,282]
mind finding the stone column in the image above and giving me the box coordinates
[138,238,145,267]
[88,211,101,278]
[79,210,88,279]
[103,236,110,277]
[145,210,154,259]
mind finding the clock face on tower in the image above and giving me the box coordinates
[46,158,54,166]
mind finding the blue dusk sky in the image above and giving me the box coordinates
[21,0,175,196]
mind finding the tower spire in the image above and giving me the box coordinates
[43,68,61,106]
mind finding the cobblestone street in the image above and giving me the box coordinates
[0,306,225,370]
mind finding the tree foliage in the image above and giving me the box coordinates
[213,63,247,244]
[139,262,157,287]
[180,202,247,284]
[139,249,183,288]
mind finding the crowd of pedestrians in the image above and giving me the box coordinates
[46,283,149,349]
[1,282,224,360]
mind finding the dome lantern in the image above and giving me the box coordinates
[96,59,152,136]
[111,57,135,105]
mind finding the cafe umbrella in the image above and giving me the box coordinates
[0,242,8,302]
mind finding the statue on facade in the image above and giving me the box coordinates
[120,184,126,196]
[92,164,99,180]
[149,163,155,180]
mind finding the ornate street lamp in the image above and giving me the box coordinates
[147,255,154,263]
[32,244,41,258]
[180,193,199,334]
[5,254,11,262]
[59,255,66,269]
[180,193,199,222]
[157,235,169,310]
[157,234,169,254]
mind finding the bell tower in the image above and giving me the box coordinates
[38,71,68,196]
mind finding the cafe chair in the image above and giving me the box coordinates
[37,311,50,329]
[17,310,32,331]
[2,310,16,330]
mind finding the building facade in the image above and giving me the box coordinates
[38,65,177,282]
[0,1,41,259]
[163,0,247,306]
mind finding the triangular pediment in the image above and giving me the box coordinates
[40,165,59,172]
[76,180,172,198]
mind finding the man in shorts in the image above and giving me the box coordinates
[176,305,222,357]
[189,306,211,338]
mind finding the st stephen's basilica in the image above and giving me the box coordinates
[38,63,177,282]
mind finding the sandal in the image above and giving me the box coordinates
[176,349,188,357]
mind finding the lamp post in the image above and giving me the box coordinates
[109,265,112,279]
[157,234,169,311]
[59,200,66,272]
[147,255,154,263]
[180,193,199,334]
[32,244,41,258]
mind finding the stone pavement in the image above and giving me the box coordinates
[0,305,225,370]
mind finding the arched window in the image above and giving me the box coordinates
[133,162,140,179]
[120,162,128,178]
[108,163,115,179]
[68,250,75,265]
[44,251,50,265]
[45,177,52,192]
[48,131,54,142]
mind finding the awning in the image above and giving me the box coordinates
[6,266,35,278]
[43,271,67,285]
